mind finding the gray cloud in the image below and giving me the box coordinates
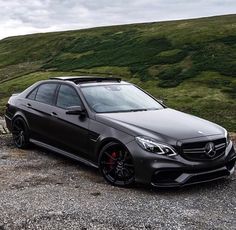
[0,0,235,39]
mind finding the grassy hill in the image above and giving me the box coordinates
[0,14,236,131]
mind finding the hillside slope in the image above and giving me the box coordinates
[0,14,236,130]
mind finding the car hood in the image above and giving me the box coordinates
[96,108,224,141]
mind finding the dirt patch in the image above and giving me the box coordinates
[0,118,9,135]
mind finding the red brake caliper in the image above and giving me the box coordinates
[108,152,117,169]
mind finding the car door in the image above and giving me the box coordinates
[23,82,60,145]
[49,83,90,159]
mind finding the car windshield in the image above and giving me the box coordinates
[80,84,164,113]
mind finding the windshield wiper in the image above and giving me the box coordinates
[146,108,161,111]
[127,109,147,112]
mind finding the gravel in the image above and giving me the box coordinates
[0,132,236,229]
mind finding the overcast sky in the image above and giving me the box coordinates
[0,0,235,39]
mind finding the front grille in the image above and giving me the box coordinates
[181,138,226,161]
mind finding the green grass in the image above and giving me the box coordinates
[0,14,236,130]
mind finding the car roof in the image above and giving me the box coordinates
[49,76,122,85]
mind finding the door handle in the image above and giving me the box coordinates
[26,103,32,108]
[51,112,58,117]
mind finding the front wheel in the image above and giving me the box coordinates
[12,117,30,149]
[99,142,135,187]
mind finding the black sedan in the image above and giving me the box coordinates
[5,76,236,187]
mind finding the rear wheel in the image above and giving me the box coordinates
[12,117,30,149]
[99,142,135,187]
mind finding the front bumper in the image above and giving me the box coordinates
[126,140,236,187]
[151,161,235,187]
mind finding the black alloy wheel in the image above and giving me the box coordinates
[12,117,29,148]
[99,142,135,186]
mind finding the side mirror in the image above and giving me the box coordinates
[66,106,86,115]
[157,99,164,104]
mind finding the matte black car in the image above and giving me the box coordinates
[5,76,236,187]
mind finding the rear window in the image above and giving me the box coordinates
[35,83,58,105]
[27,88,38,100]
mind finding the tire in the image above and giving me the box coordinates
[99,142,135,187]
[12,117,30,149]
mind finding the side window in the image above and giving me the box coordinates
[35,83,58,105]
[27,87,38,100]
[56,84,81,109]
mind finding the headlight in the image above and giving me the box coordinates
[135,136,177,156]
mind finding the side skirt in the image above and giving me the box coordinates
[29,138,98,169]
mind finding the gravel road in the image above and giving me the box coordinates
[0,132,236,229]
